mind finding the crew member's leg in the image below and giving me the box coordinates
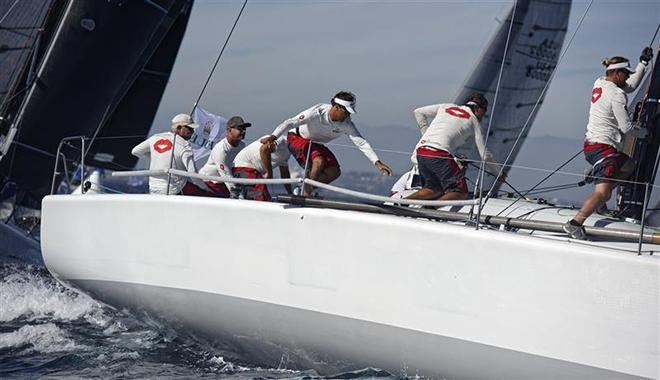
[564,147,631,239]
[304,145,340,197]
[440,191,468,201]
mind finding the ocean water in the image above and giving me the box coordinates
[0,262,406,379]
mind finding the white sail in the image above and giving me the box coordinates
[454,0,571,191]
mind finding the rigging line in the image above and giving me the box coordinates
[650,24,660,46]
[485,0,595,198]
[190,0,248,114]
[0,0,20,26]
[467,162,527,200]
[475,0,518,229]
[495,148,583,217]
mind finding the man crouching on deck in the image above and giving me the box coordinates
[406,93,503,201]
[260,91,393,196]
[232,136,292,201]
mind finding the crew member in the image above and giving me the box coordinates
[563,47,653,240]
[232,136,292,201]
[199,116,251,197]
[260,91,393,196]
[131,113,208,195]
[406,92,502,201]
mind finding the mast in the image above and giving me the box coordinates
[616,51,660,220]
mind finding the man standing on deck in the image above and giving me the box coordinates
[562,49,653,240]
[131,113,208,195]
[232,136,292,201]
[198,116,251,197]
[260,91,393,196]
[406,92,503,201]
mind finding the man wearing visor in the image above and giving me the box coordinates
[563,48,653,240]
[261,91,392,196]
[199,116,251,197]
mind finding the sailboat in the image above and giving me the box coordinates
[39,0,659,378]
[0,0,196,263]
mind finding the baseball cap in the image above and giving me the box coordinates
[227,116,252,129]
[171,113,199,129]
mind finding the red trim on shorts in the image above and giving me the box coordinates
[287,133,339,169]
[204,181,230,197]
[416,146,451,159]
[583,141,617,154]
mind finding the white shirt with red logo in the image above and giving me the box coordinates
[199,138,245,189]
[413,103,499,173]
[585,64,646,150]
[233,136,291,175]
[131,132,205,195]
[270,103,380,163]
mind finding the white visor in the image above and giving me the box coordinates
[333,97,356,114]
[607,61,635,73]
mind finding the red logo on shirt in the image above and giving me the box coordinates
[220,164,225,170]
[445,106,470,119]
[298,114,305,120]
[591,87,602,103]
[153,139,173,153]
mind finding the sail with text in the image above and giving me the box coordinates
[454,0,571,192]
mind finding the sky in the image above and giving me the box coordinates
[150,0,659,162]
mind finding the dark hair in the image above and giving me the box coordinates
[602,56,629,75]
[331,91,356,105]
[465,92,489,111]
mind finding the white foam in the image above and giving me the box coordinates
[0,268,108,324]
[0,323,79,353]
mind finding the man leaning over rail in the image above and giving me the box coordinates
[131,113,209,195]
[260,91,393,197]
[562,48,653,240]
[231,136,292,201]
[406,92,504,202]
[198,116,251,197]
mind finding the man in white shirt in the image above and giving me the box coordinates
[260,91,392,196]
[131,113,208,195]
[563,48,652,239]
[232,136,292,201]
[198,116,251,197]
[406,92,502,201]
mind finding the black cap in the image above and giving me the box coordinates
[227,116,252,129]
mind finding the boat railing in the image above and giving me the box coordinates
[51,135,87,195]
[111,168,479,207]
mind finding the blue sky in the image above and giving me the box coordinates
[152,0,659,145]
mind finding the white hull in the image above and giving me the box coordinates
[41,195,659,378]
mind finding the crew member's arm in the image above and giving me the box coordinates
[623,47,654,93]
[473,122,504,180]
[279,165,292,194]
[261,107,317,144]
[346,122,393,176]
[613,92,635,135]
[182,147,209,190]
[260,142,274,179]
[213,148,236,191]
[131,139,150,158]
[413,104,442,135]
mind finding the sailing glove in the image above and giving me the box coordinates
[640,46,653,65]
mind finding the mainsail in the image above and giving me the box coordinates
[454,0,571,191]
[0,0,57,143]
[0,0,195,205]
